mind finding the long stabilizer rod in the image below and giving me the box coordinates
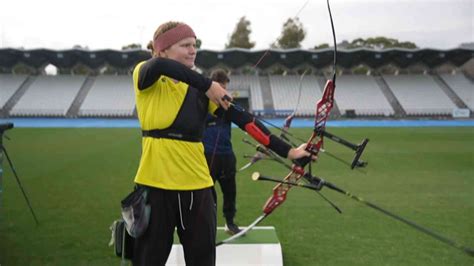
[252,172,474,257]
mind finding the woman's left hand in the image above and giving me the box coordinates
[287,143,317,161]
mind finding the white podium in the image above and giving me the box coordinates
[166,226,283,266]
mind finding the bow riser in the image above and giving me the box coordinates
[315,80,335,128]
[303,79,335,157]
[261,73,337,215]
[262,166,305,214]
[219,0,339,247]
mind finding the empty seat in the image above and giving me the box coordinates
[382,74,456,115]
[0,74,27,109]
[337,75,394,116]
[78,75,135,117]
[10,75,85,116]
[440,73,474,111]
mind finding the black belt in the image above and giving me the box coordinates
[142,129,201,142]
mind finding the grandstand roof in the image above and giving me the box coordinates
[0,47,472,71]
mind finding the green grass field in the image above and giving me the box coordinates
[0,127,473,265]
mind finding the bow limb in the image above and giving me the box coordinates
[279,0,338,162]
[218,165,308,245]
[301,0,337,163]
[216,214,267,246]
[218,0,336,246]
[258,0,338,223]
[279,69,308,146]
[239,86,302,172]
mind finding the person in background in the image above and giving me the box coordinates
[202,69,241,235]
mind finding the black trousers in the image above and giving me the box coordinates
[205,153,237,222]
[132,186,217,266]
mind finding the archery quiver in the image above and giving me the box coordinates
[109,219,134,260]
[109,185,150,261]
[121,185,151,238]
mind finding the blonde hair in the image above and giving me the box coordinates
[148,21,184,57]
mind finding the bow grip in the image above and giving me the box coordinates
[292,144,318,167]
[293,155,312,168]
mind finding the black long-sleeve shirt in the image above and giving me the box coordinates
[137,57,292,158]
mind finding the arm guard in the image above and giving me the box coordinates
[222,106,292,158]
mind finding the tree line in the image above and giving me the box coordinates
[120,16,417,51]
[225,16,417,50]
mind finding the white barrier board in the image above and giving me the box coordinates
[166,226,283,266]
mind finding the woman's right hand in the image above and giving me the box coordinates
[206,81,233,110]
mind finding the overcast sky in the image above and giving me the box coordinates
[0,0,472,51]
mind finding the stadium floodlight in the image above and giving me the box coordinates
[0,123,39,225]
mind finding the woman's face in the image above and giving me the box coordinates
[162,37,197,68]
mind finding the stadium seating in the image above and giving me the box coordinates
[382,74,457,115]
[336,75,394,116]
[439,74,474,111]
[78,75,135,117]
[229,75,264,113]
[269,75,323,116]
[9,75,85,117]
[1,73,471,118]
[0,74,27,109]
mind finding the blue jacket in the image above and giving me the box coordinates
[202,114,233,155]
